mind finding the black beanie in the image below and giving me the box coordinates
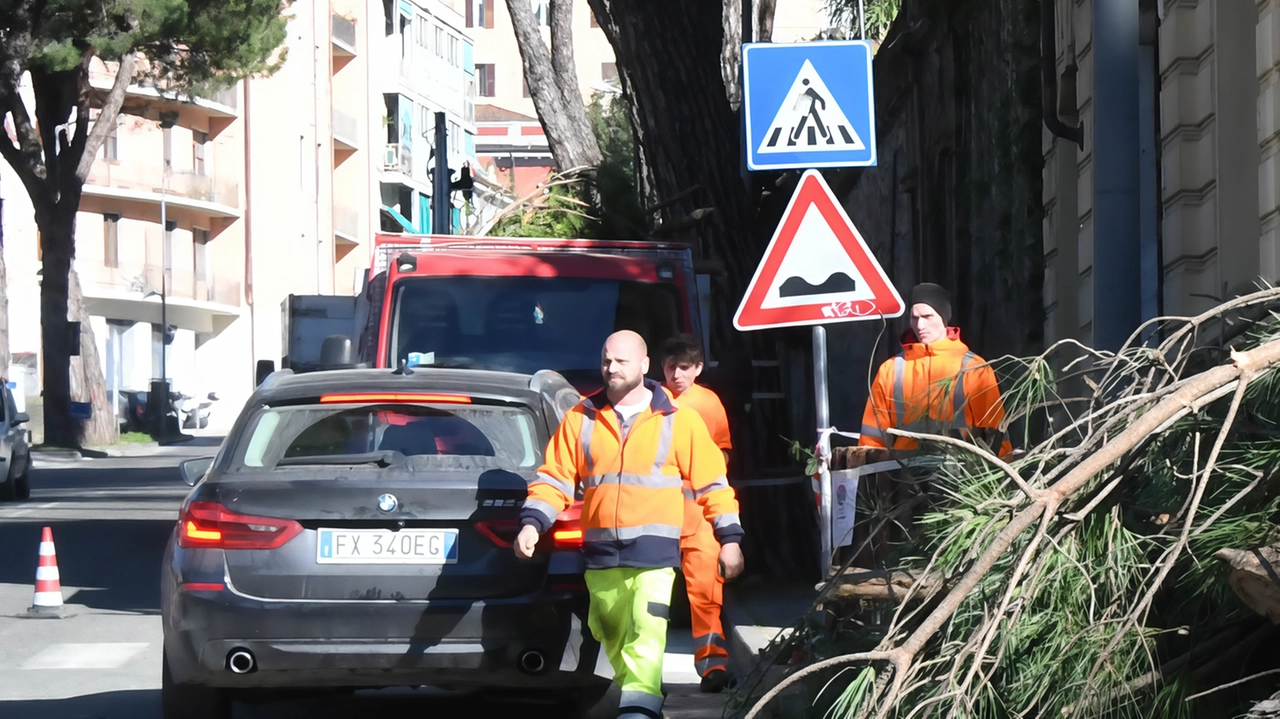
[910,283,952,325]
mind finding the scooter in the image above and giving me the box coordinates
[175,392,218,430]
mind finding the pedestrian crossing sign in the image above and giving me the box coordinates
[743,40,877,171]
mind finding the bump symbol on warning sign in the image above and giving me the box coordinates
[757,60,865,155]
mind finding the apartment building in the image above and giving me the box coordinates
[1042,0,1280,350]
[375,0,483,235]
[1,0,481,433]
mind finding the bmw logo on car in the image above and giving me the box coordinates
[377,493,398,513]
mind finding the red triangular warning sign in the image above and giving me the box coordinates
[734,170,904,331]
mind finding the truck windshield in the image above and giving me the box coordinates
[389,276,683,382]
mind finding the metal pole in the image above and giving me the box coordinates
[160,164,168,383]
[432,111,450,235]
[858,0,866,39]
[813,325,833,576]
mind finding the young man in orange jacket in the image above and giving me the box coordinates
[660,334,735,693]
[858,283,1011,455]
[516,330,744,719]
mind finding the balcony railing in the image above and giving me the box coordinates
[81,262,241,308]
[85,159,239,210]
[333,108,359,147]
[332,14,358,52]
[383,143,411,174]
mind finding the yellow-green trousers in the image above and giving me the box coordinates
[585,567,676,719]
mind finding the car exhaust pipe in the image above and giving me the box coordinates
[517,649,547,675]
[227,648,256,674]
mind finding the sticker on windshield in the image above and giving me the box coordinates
[533,304,545,325]
[407,351,436,367]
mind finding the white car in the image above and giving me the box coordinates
[0,383,31,501]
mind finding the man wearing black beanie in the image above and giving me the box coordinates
[857,282,1010,455]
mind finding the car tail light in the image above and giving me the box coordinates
[551,501,584,550]
[319,392,472,404]
[178,501,303,550]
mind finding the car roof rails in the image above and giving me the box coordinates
[257,369,295,390]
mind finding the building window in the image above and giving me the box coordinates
[435,26,445,58]
[532,0,549,26]
[103,122,118,161]
[467,0,495,28]
[193,130,207,176]
[476,64,496,97]
[449,121,460,156]
[193,227,210,300]
[104,214,120,269]
[449,35,460,67]
[601,62,617,83]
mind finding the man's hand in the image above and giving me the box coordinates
[514,525,540,559]
[718,542,744,581]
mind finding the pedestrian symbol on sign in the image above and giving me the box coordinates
[757,60,865,155]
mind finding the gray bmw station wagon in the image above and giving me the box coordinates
[159,367,612,719]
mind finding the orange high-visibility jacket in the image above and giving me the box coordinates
[858,328,1011,455]
[521,379,743,570]
[670,382,734,538]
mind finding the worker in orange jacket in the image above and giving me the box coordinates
[660,334,735,693]
[516,330,744,719]
[859,283,1011,455]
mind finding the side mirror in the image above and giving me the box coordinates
[179,456,215,487]
[255,360,275,387]
[13,412,29,425]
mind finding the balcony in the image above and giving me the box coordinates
[332,14,358,69]
[89,65,239,138]
[79,261,242,334]
[81,159,241,233]
[334,205,360,245]
[382,143,411,175]
[333,107,360,160]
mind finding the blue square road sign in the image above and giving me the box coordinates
[743,40,877,171]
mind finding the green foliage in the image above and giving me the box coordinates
[487,87,646,240]
[4,0,290,88]
[787,436,820,476]
[823,0,903,41]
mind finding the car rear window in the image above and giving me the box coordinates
[234,402,543,471]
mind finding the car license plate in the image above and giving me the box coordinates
[316,529,458,565]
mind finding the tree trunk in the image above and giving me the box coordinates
[39,214,76,447]
[68,268,115,445]
[587,0,759,337]
[505,0,602,170]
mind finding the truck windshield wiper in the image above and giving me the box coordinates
[276,451,403,467]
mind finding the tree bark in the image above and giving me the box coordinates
[38,211,76,447]
[1216,545,1280,624]
[68,269,115,445]
[505,0,602,169]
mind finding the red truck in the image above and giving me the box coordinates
[265,234,707,392]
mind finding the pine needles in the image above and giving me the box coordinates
[734,288,1280,719]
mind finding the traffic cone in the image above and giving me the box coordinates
[26,526,70,618]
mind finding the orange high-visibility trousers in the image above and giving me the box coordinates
[682,503,728,676]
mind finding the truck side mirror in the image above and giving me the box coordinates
[255,360,275,387]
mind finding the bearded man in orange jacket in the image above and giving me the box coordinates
[516,330,744,719]
[858,283,1010,455]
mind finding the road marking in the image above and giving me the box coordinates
[19,642,148,669]
[6,502,58,518]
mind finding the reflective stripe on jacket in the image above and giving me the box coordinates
[670,382,735,538]
[858,328,1011,455]
[521,379,743,569]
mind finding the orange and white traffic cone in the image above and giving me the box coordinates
[27,526,69,617]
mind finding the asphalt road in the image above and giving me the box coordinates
[0,442,724,718]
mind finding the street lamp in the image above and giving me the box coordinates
[153,112,177,438]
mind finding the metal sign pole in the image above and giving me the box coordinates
[813,325,833,576]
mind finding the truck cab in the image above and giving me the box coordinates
[272,234,704,394]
